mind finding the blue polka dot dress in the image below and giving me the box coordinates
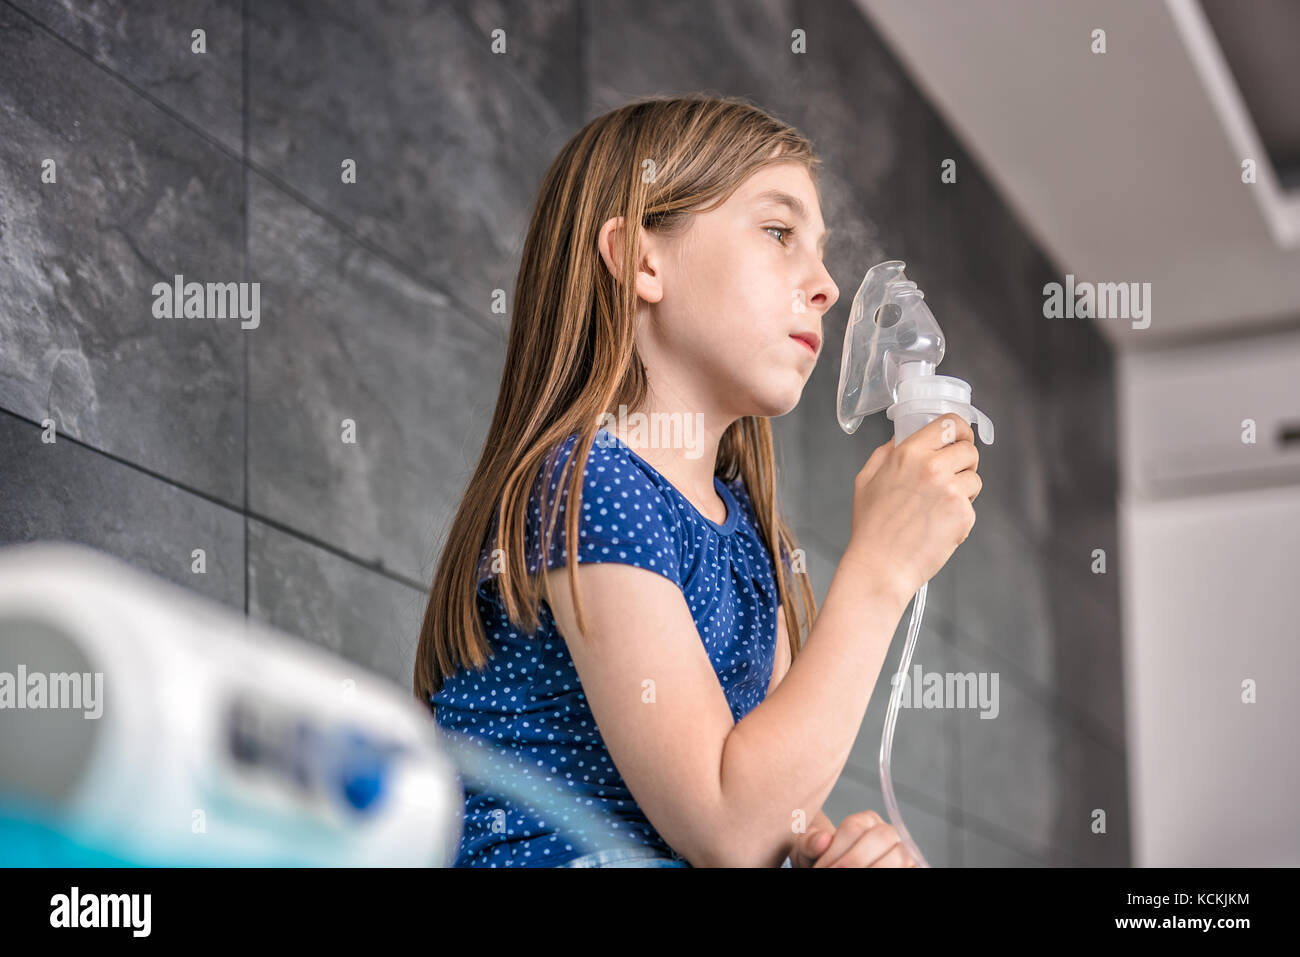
[430,428,781,867]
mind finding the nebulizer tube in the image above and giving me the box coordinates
[836,261,995,868]
[880,579,929,866]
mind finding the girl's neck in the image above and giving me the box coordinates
[603,400,733,523]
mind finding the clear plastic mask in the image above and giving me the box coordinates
[836,260,946,434]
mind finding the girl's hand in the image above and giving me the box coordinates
[792,810,919,868]
[844,413,982,605]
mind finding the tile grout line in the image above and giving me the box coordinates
[836,759,1060,866]
[1,0,491,343]
[933,611,1127,759]
[0,407,430,594]
[1,1,460,601]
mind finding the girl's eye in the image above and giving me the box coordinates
[765,225,793,246]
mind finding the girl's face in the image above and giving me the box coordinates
[618,161,840,424]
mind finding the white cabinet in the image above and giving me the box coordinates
[1119,330,1300,865]
[1121,328,1300,501]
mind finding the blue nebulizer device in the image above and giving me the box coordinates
[837,260,995,868]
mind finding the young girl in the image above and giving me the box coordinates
[414,93,981,868]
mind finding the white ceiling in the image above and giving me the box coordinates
[854,0,1300,352]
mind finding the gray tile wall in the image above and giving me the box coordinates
[0,0,1126,866]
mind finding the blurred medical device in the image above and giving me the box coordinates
[0,542,462,866]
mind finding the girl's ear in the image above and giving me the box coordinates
[597,215,664,304]
[596,215,630,281]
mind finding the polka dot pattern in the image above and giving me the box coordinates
[430,428,779,867]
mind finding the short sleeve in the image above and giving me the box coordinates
[475,434,684,595]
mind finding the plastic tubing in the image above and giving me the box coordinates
[878,579,931,868]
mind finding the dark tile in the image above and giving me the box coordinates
[1046,495,1122,593]
[845,626,958,810]
[451,0,581,123]
[1047,525,1126,745]
[937,142,1057,384]
[247,0,571,319]
[782,0,915,204]
[8,0,243,154]
[1049,723,1130,866]
[1042,316,1120,513]
[944,499,1057,691]
[588,0,805,118]
[960,826,1052,867]
[247,518,425,690]
[0,3,245,504]
[246,176,505,585]
[0,412,244,610]
[950,641,1059,859]
[934,310,1053,548]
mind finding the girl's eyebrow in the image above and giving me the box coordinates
[754,188,832,253]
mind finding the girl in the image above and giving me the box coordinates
[414,93,981,868]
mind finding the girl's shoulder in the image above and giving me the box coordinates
[538,428,681,519]
[476,433,684,599]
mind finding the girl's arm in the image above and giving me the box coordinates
[723,545,910,865]
[768,607,836,867]
[544,542,909,868]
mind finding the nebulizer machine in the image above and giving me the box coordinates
[837,260,995,868]
[0,543,654,866]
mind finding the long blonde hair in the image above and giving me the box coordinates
[414,93,820,705]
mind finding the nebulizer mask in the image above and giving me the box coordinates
[837,260,994,868]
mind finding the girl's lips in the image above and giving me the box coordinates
[790,333,819,355]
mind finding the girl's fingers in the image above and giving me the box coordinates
[826,829,904,868]
[811,810,920,868]
[817,812,919,868]
[867,841,914,868]
[811,813,871,867]
[793,828,832,867]
[813,811,888,868]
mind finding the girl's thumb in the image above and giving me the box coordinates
[857,439,893,485]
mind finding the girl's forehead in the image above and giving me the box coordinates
[741,164,820,208]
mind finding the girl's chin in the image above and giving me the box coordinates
[745,383,807,419]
